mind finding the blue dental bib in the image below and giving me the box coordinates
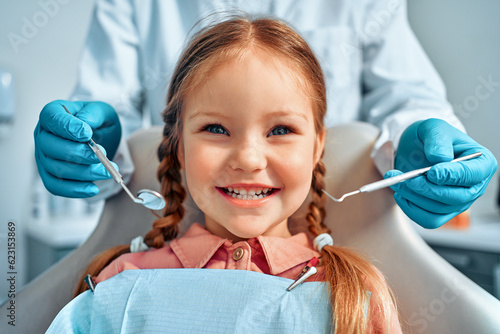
[47,269,333,333]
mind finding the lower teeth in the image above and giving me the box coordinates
[231,193,267,200]
[225,189,273,200]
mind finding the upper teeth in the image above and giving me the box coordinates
[227,187,270,195]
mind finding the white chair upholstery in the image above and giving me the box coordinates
[3,122,500,333]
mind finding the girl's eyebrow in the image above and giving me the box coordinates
[266,110,309,123]
[187,110,230,121]
[188,110,309,122]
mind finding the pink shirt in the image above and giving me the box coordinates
[95,223,402,333]
[96,223,321,283]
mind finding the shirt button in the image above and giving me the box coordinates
[232,247,244,261]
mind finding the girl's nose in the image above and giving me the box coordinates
[228,137,267,173]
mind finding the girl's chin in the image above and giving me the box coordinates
[203,209,292,240]
[209,225,265,241]
[213,222,290,241]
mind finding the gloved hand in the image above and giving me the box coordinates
[385,118,497,229]
[34,100,122,198]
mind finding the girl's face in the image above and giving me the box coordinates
[179,49,325,242]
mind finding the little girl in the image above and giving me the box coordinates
[55,16,402,333]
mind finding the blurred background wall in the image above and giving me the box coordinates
[408,0,500,215]
[0,0,95,300]
[0,0,499,300]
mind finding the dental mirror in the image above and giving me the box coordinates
[63,105,167,211]
[137,189,166,210]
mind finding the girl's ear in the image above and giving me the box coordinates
[177,137,185,169]
[314,129,326,165]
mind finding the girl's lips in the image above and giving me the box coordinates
[215,186,280,207]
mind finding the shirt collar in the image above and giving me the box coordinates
[170,223,319,275]
[256,233,319,275]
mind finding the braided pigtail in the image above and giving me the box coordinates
[306,160,327,237]
[143,124,186,248]
[74,97,187,297]
[74,137,186,297]
[307,159,396,333]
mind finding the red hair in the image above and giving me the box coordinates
[76,15,398,333]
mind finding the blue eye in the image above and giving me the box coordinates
[268,125,291,137]
[203,124,229,135]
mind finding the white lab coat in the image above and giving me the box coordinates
[71,0,465,200]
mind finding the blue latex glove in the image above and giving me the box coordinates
[34,100,122,198]
[385,118,497,229]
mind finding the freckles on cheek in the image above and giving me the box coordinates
[283,145,315,168]
[185,145,226,184]
[184,146,219,206]
[186,147,210,174]
[277,155,314,183]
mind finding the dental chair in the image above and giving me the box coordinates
[3,123,500,333]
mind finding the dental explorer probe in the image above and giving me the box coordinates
[62,105,166,210]
[322,152,482,203]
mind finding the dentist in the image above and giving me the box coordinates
[34,0,497,229]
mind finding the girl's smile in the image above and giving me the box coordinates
[216,183,281,207]
[178,47,325,242]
